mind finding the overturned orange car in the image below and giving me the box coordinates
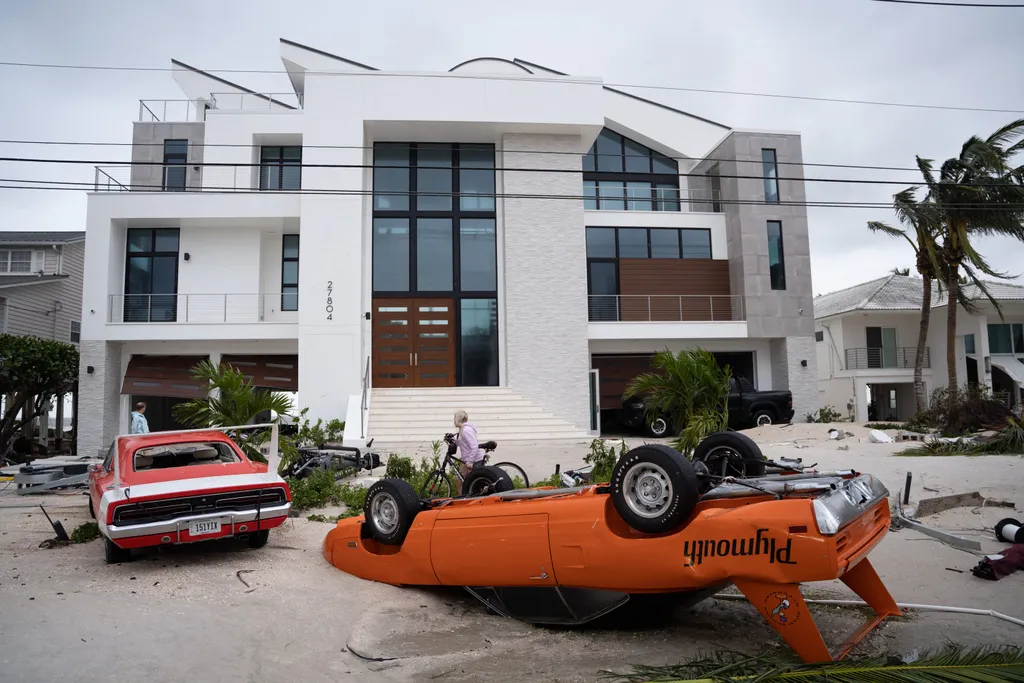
[323,433,901,663]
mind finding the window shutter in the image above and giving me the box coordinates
[31,250,45,273]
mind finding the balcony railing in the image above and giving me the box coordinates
[108,294,297,324]
[92,164,301,192]
[588,295,745,322]
[845,347,929,370]
[587,187,722,213]
[137,93,301,123]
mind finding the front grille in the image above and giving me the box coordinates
[113,487,287,526]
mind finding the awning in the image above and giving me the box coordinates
[221,354,298,392]
[991,357,1024,384]
[121,355,209,399]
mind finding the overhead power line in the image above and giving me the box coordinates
[0,155,1018,190]
[870,0,1024,7]
[3,177,1024,212]
[0,138,945,173]
[0,60,1021,115]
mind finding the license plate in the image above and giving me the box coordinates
[188,519,221,537]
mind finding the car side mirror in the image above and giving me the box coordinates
[87,463,102,474]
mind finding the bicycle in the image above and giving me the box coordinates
[419,433,530,499]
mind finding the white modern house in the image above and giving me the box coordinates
[77,39,818,456]
[815,273,1024,422]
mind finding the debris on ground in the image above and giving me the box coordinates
[971,544,1024,581]
[868,430,894,444]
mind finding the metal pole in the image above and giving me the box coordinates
[224,294,228,322]
[710,296,715,321]
[185,294,189,322]
[903,471,912,505]
[678,295,683,321]
[647,296,651,321]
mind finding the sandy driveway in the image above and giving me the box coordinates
[1,425,1021,682]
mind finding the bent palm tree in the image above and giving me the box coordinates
[890,266,911,276]
[172,359,293,463]
[623,348,731,456]
[868,190,943,413]
[915,119,1024,417]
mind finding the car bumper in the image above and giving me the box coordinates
[105,503,291,547]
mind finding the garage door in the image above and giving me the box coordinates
[120,355,209,399]
[591,352,756,410]
[221,354,298,391]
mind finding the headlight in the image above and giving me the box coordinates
[812,474,889,535]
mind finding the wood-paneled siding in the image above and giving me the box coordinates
[616,258,735,321]
[2,241,85,342]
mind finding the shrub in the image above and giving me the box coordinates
[533,472,564,488]
[385,455,415,480]
[585,439,627,484]
[864,422,903,430]
[899,416,1024,456]
[70,522,100,544]
[905,385,1012,436]
[806,405,843,423]
[287,469,342,510]
[307,513,342,523]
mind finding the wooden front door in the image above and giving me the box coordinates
[371,298,455,387]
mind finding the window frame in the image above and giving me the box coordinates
[987,323,1024,355]
[70,320,81,344]
[767,220,787,291]
[583,128,680,212]
[281,234,299,312]
[0,249,35,274]
[259,145,303,191]
[761,148,779,204]
[162,139,188,191]
[124,228,180,322]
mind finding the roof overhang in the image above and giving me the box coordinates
[991,356,1024,384]
[279,38,377,100]
[0,275,69,291]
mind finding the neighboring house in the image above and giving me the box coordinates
[0,231,85,343]
[814,273,1024,422]
[78,40,818,457]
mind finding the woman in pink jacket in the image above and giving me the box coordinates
[453,410,484,494]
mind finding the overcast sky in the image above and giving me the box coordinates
[2,0,1023,296]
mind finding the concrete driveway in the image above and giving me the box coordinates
[1,429,1022,682]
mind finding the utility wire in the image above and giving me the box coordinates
[0,60,1021,115]
[0,156,1016,189]
[3,177,1024,211]
[0,138,948,173]
[870,0,1024,6]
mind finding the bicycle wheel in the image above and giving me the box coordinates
[492,461,530,489]
[420,470,452,499]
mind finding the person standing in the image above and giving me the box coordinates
[130,402,150,434]
[452,410,483,495]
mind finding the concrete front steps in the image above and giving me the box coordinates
[367,387,589,442]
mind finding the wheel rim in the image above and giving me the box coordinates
[467,478,492,496]
[650,418,668,436]
[756,413,773,426]
[703,446,742,476]
[370,492,400,535]
[622,461,673,519]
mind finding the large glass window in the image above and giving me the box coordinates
[417,219,453,291]
[988,323,1024,354]
[460,219,496,291]
[124,228,179,322]
[459,146,495,211]
[767,221,786,290]
[373,143,409,211]
[417,144,453,211]
[372,218,410,292]
[281,235,299,311]
[762,149,779,203]
[460,299,498,386]
[585,227,616,258]
[617,229,648,258]
[162,139,187,191]
[650,229,679,258]
[583,127,680,212]
[259,146,302,190]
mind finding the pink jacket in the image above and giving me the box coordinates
[456,422,484,463]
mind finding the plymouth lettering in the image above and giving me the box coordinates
[683,528,796,566]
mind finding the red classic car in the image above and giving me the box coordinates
[88,428,292,563]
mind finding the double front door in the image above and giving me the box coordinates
[372,298,456,387]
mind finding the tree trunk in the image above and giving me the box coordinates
[946,271,960,416]
[914,278,932,414]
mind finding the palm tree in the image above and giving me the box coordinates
[173,359,294,463]
[623,348,731,456]
[914,119,1024,414]
[890,267,911,276]
[868,190,944,414]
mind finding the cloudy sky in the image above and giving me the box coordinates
[2,0,1023,296]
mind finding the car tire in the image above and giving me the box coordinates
[364,478,421,546]
[646,417,669,438]
[693,431,767,478]
[610,444,699,534]
[752,409,776,427]
[462,465,514,497]
[103,536,131,564]
[247,529,270,549]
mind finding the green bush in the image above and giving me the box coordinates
[287,469,342,510]
[70,522,100,543]
[385,455,415,480]
[865,422,903,430]
[533,473,564,488]
[585,438,627,484]
[900,416,1024,456]
[806,405,843,423]
[905,385,1012,436]
[307,513,342,523]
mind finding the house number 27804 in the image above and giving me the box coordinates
[326,281,334,321]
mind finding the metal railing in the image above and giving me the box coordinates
[92,163,301,192]
[138,99,210,123]
[208,92,302,110]
[108,294,298,324]
[588,187,722,213]
[361,357,370,438]
[845,347,929,370]
[588,295,745,322]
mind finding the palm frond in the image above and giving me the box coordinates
[602,645,1024,682]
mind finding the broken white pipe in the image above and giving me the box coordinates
[713,594,1024,629]
[1000,521,1023,543]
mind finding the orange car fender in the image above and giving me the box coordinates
[325,512,443,587]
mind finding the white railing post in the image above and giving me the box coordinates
[710,296,715,321]
[647,296,651,321]
[678,295,683,321]
[223,294,228,323]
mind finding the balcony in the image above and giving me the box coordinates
[845,347,930,370]
[108,294,297,324]
[93,164,300,193]
[585,185,722,213]
[588,295,744,322]
[137,93,301,122]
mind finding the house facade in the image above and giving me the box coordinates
[0,231,85,343]
[814,274,1024,422]
[77,40,818,456]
